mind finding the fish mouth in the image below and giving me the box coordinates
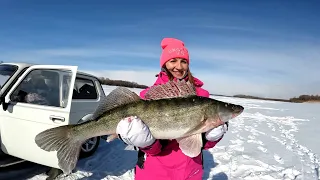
[231,105,244,118]
[217,103,244,123]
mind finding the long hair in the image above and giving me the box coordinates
[157,67,195,86]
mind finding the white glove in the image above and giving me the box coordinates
[205,123,228,141]
[116,116,155,148]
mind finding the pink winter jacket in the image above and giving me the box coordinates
[134,71,223,180]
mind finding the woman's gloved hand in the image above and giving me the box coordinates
[205,123,228,141]
[116,116,156,148]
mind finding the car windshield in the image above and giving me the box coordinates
[0,64,18,89]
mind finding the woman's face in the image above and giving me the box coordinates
[165,58,189,79]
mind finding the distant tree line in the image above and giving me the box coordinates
[233,94,292,102]
[289,95,320,103]
[98,77,148,89]
[232,94,320,103]
[97,77,319,103]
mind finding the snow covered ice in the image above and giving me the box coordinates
[1,86,319,180]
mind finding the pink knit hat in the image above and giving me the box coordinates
[160,38,189,67]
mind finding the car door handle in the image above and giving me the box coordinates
[49,115,65,122]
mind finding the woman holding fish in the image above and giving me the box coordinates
[117,37,229,180]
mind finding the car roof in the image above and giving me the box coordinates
[1,62,99,80]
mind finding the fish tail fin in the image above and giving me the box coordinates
[35,125,85,174]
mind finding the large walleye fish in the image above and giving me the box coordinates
[34,80,244,174]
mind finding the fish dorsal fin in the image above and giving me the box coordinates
[144,80,197,100]
[91,87,141,120]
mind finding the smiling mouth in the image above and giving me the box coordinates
[173,71,184,75]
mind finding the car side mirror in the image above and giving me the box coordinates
[0,94,9,111]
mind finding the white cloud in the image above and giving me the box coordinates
[81,68,320,99]
[2,42,319,99]
[195,70,320,99]
[34,47,159,59]
[189,46,320,82]
[83,69,159,87]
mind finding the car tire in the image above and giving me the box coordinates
[79,136,100,159]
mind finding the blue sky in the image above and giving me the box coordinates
[1,0,319,98]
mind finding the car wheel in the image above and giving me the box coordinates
[79,136,100,158]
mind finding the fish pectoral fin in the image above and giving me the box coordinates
[176,133,203,157]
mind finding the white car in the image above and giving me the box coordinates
[0,62,105,177]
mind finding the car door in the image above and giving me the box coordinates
[0,65,77,169]
[69,75,102,124]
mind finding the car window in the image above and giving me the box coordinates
[0,64,18,88]
[61,73,72,107]
[72,78,98,100]
[10,69,72,108]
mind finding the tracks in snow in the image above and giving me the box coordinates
[206,98,320,180]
